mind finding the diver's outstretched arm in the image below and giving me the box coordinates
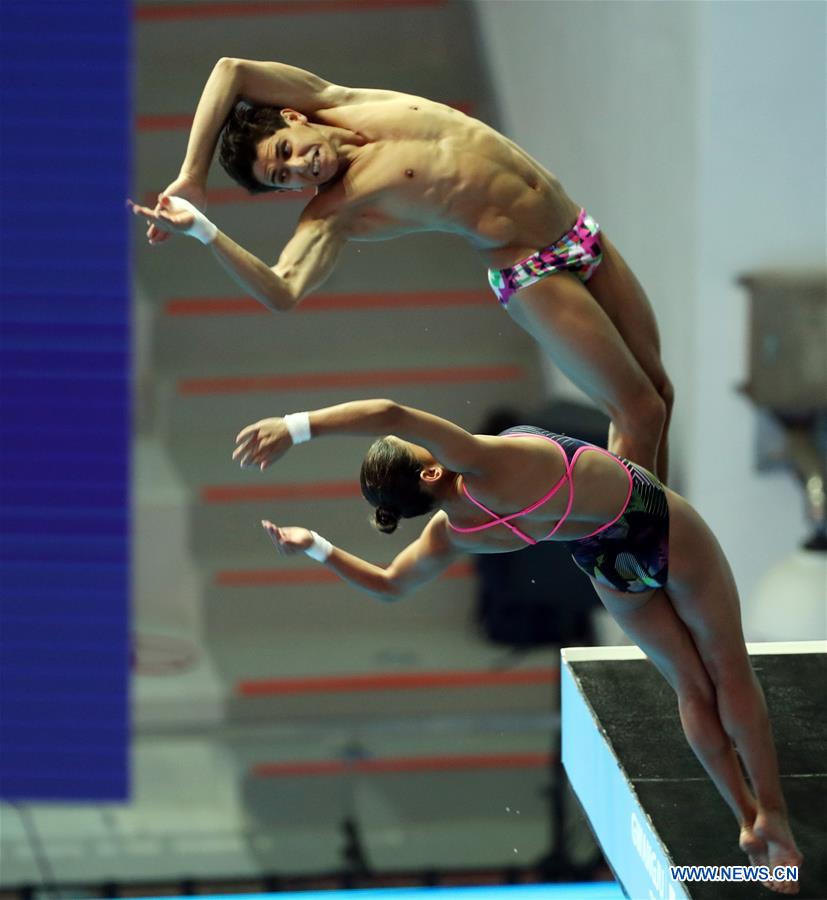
[261,513,461,600]
[129,196,346,311]
[233,399,490,473]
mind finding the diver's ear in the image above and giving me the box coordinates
[281,108,308,126]
[420,465,443,484]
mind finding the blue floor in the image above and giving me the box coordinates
[128,884,624,900]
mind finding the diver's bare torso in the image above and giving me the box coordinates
[310,92,582,266]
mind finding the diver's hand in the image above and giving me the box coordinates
[233,417,292,470]
[129,195,217,245]
[261,521,314,556]
[147,176,208,245]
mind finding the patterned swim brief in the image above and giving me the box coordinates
[488,209,603,307]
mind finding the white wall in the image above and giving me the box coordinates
[691,1,826,606]
[473,0,698,488]
[473,0,826,605]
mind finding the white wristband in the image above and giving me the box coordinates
[305,531,333,562]
[284,412,311,444]
[164,195,218,245]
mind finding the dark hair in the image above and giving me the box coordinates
[360,437,436,534]
[218,101,289,194]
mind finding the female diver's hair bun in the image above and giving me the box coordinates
[374,506,400,534]
[360,436,436,534]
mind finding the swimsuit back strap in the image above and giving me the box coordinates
[541,444,594,540]
[572,446,634,539]
[449,431,574,545]
[543,461,575,539]
[499,432,572,518]
[452,483,538,545]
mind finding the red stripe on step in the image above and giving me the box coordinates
[137,102,471,133]
[217,560,473,587]
[140,187,307,208]
[136,0,444,22]
[179,364,524,395]
[136,114,194,131]
[253,751,554,778]
[202,480,360,504]
[166,290,491,316]
[237,665,558,696]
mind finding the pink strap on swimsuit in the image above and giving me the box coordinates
[448,432,633,545]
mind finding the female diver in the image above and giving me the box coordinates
[233,398,801,894]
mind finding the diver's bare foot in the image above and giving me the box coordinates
[740,822,768,868]
[754,810,803,895]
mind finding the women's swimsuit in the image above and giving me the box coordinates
[448,426,669,594]
[488,209,603,308]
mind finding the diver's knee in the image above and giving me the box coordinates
[659,375,675,417]
[677,680,727,751]
[619,386,667,436]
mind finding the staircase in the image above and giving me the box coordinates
[133,0,546,722]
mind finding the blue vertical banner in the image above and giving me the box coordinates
[0,1,131,800]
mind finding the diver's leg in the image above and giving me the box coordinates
[505,271,666,475]
[585,235,674,480]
